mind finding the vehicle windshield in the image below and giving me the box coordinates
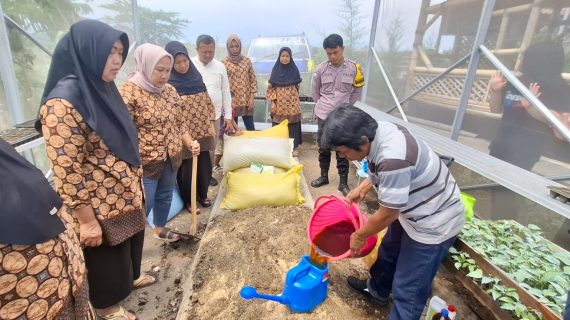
[248,37,310,61]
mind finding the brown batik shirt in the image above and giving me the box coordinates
[266,84,302,123]
[0,207,95,320]
[0,207,94,320]
[119,82,188,179]
[39,98,146,246]
[222,56,257,117]
[179,91,216,157]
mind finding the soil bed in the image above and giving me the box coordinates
[184,205,387,319]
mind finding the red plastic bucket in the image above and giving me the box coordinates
[307,195,377,261]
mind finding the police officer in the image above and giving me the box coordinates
[311,34,364,196]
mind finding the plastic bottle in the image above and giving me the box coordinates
[432,308,450,320]
[425,296,447,320]
[362,159,369,173]
[447,305,456,320]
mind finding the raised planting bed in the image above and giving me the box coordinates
[175,205,387,319]
[447,219,570,320]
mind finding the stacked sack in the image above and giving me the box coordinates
[221,120,305,210]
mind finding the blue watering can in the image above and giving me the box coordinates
[240,255,329,313]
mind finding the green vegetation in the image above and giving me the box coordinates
[449,218,570,318]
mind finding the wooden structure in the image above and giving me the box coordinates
[406,0,570,113]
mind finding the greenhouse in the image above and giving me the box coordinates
[1,0,569,319]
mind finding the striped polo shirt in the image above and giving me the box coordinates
[367,121,465,244]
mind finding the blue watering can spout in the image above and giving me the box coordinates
[240,286,289,305]
[239,256,329,313]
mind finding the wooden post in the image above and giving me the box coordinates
[496,12,509,49]
[403,0,431,107]
[515,0,542,70]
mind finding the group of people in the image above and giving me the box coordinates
[0,18,366,319]
[7,16,568,320]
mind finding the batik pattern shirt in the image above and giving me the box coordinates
[40,99,146,246]
[119,82,188,179]
[222,57,257,117]
[266,84,302,123]
[0,207,94,320]
[179,91,216,155]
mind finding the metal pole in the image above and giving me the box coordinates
[362,0,382,103]
[385,54,471,113]
[131,0,142,46]
[3,14,52,56]
[450,0,496,140]
[480,45,570,142]
[371,47,408,122]
[0,3,25,125]
[461,174,570,191]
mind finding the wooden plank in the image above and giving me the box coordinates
[455,239,562,320]
[442,257,514,320]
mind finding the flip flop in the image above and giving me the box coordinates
[133,272,158,290]
[185,204,201,215]
[199,198,212,208]
[153,228,181,243]
[97,306,137,320]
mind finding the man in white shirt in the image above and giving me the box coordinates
[192,34,237,176]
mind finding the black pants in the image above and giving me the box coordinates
[316,118,348,175]
[488,141,540,221]
[84,230,145,309]
[177,151,212,204]
[273,121,302,149]
[234,115,255,131]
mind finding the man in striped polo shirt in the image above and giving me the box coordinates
[321,106,465,320]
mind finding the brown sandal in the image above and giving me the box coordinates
[97,306,136,320]
[185,204,201,215]
[153,228,181,243]
[133,273,158,290]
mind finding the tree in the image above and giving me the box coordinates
[2,0,94,123]
[336,0,367,57]
[381,14,405,55]
[3,0,92,40]
[101,0,190,46]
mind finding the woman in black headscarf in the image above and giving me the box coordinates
[488,41,570,223]
[37,19,153,320]
[0,139,94,319]
[266,47,303,156]
[166,41,216,209]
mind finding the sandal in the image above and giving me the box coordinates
[185,204,201,215]
[97,306,136,320]
[133,273,158,290]
[153,228,181,243]
[199,198,212,208]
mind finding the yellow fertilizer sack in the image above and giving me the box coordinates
[362,229,387,269]
[223,136,293,172]
[233,166,287,174]
[238,120,289,139]
[221,165,305,210]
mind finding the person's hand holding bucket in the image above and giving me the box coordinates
[346,179,373,205]
[308,195,378,262]
[350,230,367,257]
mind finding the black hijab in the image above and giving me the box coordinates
[0,139,66,245]
[165,41,208,95]
[37,19,141,167]
[268,47,302,87]
[519,41,570,110]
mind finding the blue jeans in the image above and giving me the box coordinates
[368,220,456,320]
[234,115,255,131]
[143,159,176,228]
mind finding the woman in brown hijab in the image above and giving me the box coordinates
[222,34,258,131]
